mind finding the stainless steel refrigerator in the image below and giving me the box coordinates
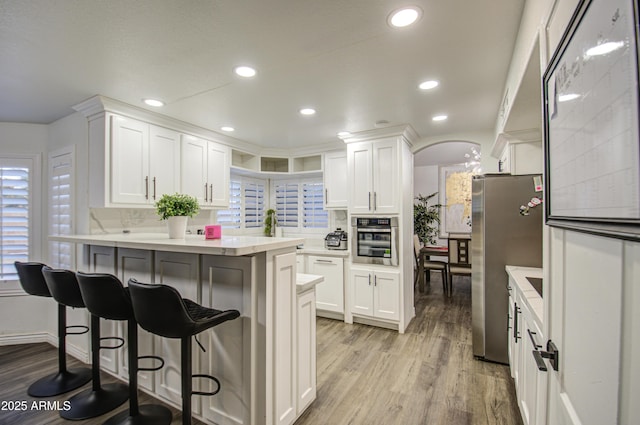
[471,174,542,364]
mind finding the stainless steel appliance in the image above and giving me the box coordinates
[351,217,398,266]
[472,174,542,364]
[325,229,348,250]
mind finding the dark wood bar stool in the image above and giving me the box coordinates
[14,261,92,397]
[76,272,173,425]
[128,278,240,425]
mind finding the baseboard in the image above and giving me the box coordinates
[0,332,52,346]
[316,310,344,321]
[0,332,90,363]
[352,316,400,331]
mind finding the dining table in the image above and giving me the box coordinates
[417,244,449,293]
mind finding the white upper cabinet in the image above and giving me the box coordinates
[180,135,229,208]
[110,115,180,205]
[323,150,348,209]
[347,138,398,214]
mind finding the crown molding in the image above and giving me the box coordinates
[341,124,417,146]
[492,128,542,157]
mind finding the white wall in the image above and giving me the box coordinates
[0,122,56,344]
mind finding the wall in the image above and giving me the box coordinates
[0,122,56,344]
[501,0,640,423]
[413,165,448,247]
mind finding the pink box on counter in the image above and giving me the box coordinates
[204,225,222,239]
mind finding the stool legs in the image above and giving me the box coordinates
[103,320,172,425]
[181,336,193,425]
[28,304,92,397]
[61,315,129,420]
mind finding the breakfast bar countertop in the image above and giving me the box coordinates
[505,265,543,328]
[50,232,304,256]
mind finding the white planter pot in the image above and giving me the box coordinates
[167,216,188,239]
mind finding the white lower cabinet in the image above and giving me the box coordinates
[507,271,547,425]
[153,251,201,415]
[307,255,344,314]
[296,285,316,414]
[350,267,399,321]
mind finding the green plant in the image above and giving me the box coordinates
[414,192,442,246]
[155,193,200,220]
[264,208,277,236]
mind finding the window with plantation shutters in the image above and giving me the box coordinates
[49,150,74,269]
[244,181,265,228]
[216,174,265,230]
[275,182,299,227]
[218,180,242,229]
[0,163,30,281]
[272,177,328,231]
[302,182,328,228]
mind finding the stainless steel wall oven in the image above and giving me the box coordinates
[351,217,398,266]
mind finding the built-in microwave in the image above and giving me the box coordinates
[351,217,398,266]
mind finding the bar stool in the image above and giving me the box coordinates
[76,272,173,425]
[128,278,240,425]
[14,261,92,397]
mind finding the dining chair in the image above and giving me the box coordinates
[446,236,471,297]
[413,234,448,293]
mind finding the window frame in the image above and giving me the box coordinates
[270,175,329,235]
[0,154,42,296]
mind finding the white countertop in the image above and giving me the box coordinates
[296,273,324,293]
[50,233,304,256]
[506,265,543,327]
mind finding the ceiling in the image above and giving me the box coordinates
[0,0,525,150]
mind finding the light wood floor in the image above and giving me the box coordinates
[0,273,521,425]
[295,274,522,425]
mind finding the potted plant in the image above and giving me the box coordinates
[155,193,200,239]
[264,208,277,237]
[414,192,442,246]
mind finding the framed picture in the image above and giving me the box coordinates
[543,0,640,240]
[439,164,472,237]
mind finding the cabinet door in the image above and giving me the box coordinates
[111,115,149,204]
[181,135,209,204]
[348,142,373,214]
[297,288,316,414]
[373,270,399,321]
[149,126,180,202]
[371,139,398,213]
[323,151,348,209]
[206,141,230,207]
[308,256,344,313]
[350,268,373,317]
[153,251,201,414]
[519,302,547,425]
[116,248,155,392]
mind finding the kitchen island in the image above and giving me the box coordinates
[50,233,311,425]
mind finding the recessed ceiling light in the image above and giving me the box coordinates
[221,126,235,132]
[337,131,351,138]
[388,7,422,28]
[432,114,448,122]
[419,80,439,90]
[299,108,316,116]
[143,98,164,107]
[234,66,257,78]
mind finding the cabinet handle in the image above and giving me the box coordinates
[152,177,157,200]
[315,259,333,264]
[325,188,328,204]
[368,192,372,210]
[368,274,371,286]
[527,329,542,350]
[204,183,208,202]
[513,303,521,342]
[374,192,377,211]
[145,176,149,200]
[532,341,559,372]
[374,275,377,286]
[210,184,213,202]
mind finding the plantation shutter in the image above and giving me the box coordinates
[218,180,242,229]
[275,182,299,227]
[302,182,328,228]
[1,166,29,281]
[245,181,265,228]
[49,152,74,268]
